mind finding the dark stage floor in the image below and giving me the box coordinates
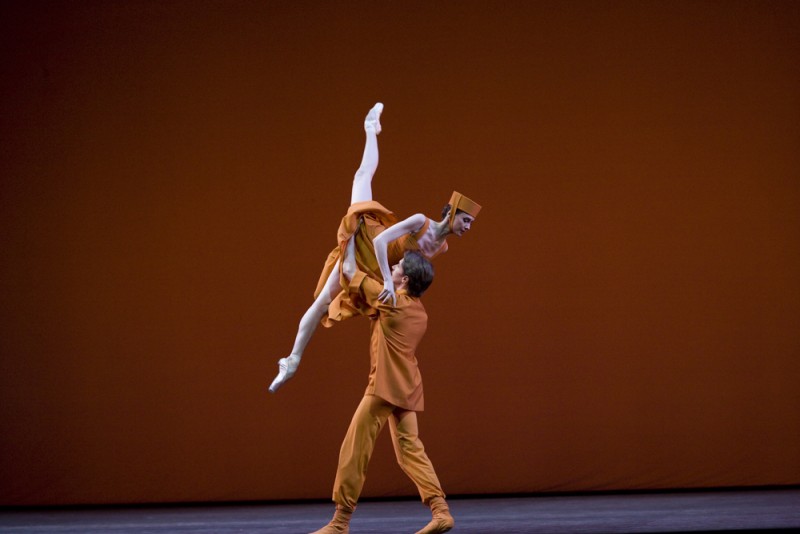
[1,489,798,533]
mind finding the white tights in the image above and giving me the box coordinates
[288,107,381,359]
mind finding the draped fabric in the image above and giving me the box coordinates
[315,201,430,328]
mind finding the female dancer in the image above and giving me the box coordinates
[269,103,481,393]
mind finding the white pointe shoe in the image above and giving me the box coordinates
[269,354,300,393]
[364,102,383,134]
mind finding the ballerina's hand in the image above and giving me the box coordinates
[378,281,397,306]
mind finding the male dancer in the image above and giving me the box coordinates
[269,103,481,393]
[310,238,453,534]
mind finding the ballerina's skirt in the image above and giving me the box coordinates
[313,201,413,327]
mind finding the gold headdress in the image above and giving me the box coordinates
[447,191,482,230]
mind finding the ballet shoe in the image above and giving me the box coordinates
[415,497,454,534]
[364,102,383,134]
[268,354,300,393]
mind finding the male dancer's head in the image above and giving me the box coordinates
[391,251,434,298]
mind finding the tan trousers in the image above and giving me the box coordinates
[332,394,445,510]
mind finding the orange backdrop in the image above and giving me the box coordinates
[1,1,799,506]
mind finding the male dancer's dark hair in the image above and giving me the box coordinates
[403,251,434,297]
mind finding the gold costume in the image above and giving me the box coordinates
[314,201,435,328]
[332,272,442,510]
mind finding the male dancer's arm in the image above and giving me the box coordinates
[372,213,426,306]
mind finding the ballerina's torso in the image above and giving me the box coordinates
[413,218,448,260]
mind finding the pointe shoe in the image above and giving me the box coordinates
[364,102,383,134]
[415,497,454,534]
[309,505,353,534]
[268,354,300,393]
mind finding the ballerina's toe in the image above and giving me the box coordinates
[269,355,300,393]
[364,102,383,134]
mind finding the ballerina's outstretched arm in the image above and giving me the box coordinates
[373,213,427,306]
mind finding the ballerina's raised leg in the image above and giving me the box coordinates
[269,103,384,393]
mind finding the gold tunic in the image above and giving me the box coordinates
[347,271,427,412]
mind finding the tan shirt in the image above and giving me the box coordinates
[347,270,428,411]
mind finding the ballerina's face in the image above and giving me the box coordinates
[452,212,474,236]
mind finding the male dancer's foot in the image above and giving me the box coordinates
[415,497,454,534]
[269,354,300,393]
[364,102,383,134]
[309,505,353,534]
